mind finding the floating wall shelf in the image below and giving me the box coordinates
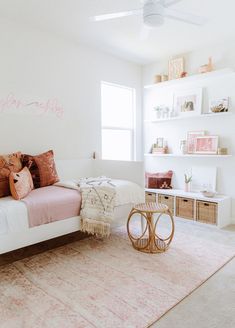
[144,111,233,123]
[144,154,232,158]
[144,68,234,90]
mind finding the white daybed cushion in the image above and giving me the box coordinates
[0,197,28,235]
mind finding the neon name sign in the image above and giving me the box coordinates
[0,93,64,118]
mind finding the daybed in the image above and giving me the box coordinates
[0,159,144,254]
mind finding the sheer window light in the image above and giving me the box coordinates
[101,82,136,161]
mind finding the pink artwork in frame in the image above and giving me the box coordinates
[195,136,219,154]
[187,131,205,154]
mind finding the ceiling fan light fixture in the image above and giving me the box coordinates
[144,13,164,27]
[143,1,164,27]
[90,0,206,30]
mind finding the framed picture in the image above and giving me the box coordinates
[174,88,202,117]
[195,136,219,154]
[156,138,164,148]
[168,57,184,80]
[209,97,229,113]
[187,131,205,154]
[191,166,217,192]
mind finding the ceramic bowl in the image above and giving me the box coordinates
[201,191,216,198]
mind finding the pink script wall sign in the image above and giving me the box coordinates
[0,93,64,118]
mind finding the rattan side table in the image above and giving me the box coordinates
[127,202,175,253]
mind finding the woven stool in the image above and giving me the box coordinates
[127,202,175,253]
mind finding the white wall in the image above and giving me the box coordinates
[143,42,235,220]
[143,41,235,85]
[1,18,235,220]
[0,18,142,160]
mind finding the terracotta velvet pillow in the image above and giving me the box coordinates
[9,167,34,200]
[0,152,22,197]
[145,171,173,189]
[22,150,59,188]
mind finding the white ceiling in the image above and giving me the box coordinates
[0,0,235,64]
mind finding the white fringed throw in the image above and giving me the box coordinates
[78,177,116,238]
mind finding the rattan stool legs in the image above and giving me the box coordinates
[127,203,175,254]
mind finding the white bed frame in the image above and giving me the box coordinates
[0,159,144,254]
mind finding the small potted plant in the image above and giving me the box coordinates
[153,106,162,119]
[184,173,192,192]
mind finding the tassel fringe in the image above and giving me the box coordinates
[81,218,111,238]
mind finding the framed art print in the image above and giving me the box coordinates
[168,57,184,80]
[209,97,229,113]
[187,131,206,154]
[174,88,202,117]
[195,136,219,154]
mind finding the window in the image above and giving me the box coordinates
[101,81,136,161]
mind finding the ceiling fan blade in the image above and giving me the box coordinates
[164,0,183,7]
[90,9,142,22]
[165,8,207,26]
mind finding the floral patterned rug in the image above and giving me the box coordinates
[0,219,234,328]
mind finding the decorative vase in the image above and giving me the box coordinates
[154,75,162,84]
[184,182,191,192]
[155,111,161,119]
[199,57,213,74]
[161,75,168,82]
[180,140,187,155]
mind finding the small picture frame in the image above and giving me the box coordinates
[195,136,219,154]
[168,57,184,80]
[156,138,164,148]
[209,97,229,113]
[174,88,202,117]
[187,131,206,154]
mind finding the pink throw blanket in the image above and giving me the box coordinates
[22,186,81,228]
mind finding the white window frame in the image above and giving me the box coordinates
[101,81,136,161]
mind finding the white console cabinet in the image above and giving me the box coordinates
[145,189,231,228]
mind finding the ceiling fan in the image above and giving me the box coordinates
[90,0,207,28]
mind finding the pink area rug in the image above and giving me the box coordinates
[0,221,234,328]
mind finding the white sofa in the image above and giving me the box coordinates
[0,159,144,254]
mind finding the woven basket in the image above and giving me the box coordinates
[196,201,217,224]
[176,197,194,219]
[158,194,174,213]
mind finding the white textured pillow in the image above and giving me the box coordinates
[54,180,79,190]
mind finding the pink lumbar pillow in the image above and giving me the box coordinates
[9,167,34,200]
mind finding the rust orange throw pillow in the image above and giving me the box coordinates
[9,167,34,200]
[0,152,22,197]
[145,171,173,189]
[22,150,59,188]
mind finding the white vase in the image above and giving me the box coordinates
[180,140,187,155]
[184,182,191,192]
[156,112,161,119]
